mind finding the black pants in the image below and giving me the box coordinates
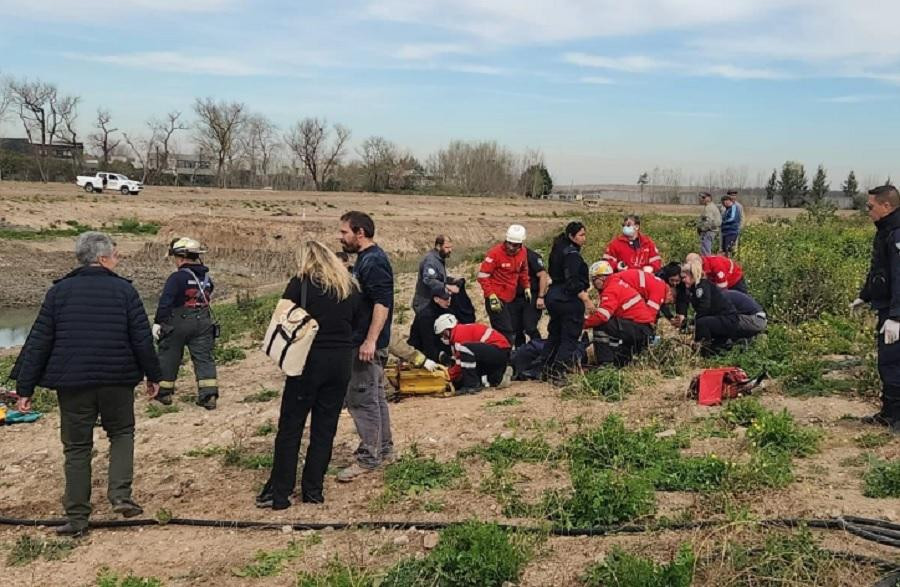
[695,314,740,354]
[510,294,542,347]
[722,232,739,256]
[592,318,654,367]
[264,347,353,504]
[541,287,585,377]
[877,311,900,421]
[486,299,515,345]
[408,303,446,362]
[457,343,509,389]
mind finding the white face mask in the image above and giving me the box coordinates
[622,225,637,238]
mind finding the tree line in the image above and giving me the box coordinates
[0,76,553,197]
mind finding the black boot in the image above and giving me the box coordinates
[55,523,88,538]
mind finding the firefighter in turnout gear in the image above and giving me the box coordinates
[153,237,219,410]
[434,313,511,395]
[584,261,656,367]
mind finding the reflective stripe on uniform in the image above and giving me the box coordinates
[159,381,176,389]
[639,271,646,288]
[454,343,474,356]
[477,272,491,279]
[647,300,660,310]
[649,255,661,263]
[598,308,612,319]
[622,295,642,310]
[197,378,218,388]
[459,361,477,369]
[480,328,495,343]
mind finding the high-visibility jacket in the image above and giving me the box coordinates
[449,323,511,358]
[702,255,744,289]
[584,279,657,329]
[615,268,669,314]
[477,243,530,303]
[603,234,662,272]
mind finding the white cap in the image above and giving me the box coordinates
[506,224,526,244]
[433,313,459,335]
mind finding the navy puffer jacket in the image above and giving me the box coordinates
[11,266,162,396]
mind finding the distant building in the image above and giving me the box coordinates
[0,138,85,160]
[145,152,216,177]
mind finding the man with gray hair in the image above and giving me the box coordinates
[11,231,162,537]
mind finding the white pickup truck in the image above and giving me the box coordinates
[75,172,143,195]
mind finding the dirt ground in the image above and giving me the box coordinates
[0,182,895,586]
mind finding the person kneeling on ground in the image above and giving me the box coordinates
[257,241,360,510]
[685,252,748,294]
[612,267,670,319]
[723,289,767,341]
[434,313,512,395]
[680,257,739,355]
[584,261,656,366]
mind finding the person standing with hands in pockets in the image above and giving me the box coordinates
[336,211,396,482]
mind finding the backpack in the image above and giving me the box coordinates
[262,280,319,377]
[688,367,766,406]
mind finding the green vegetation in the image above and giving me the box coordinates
[484,396,523,407]
[184,442,272,469]
[854,431,892,449]
[214,345,246,364]
[215,293,279,344]
[297,558,377,587]
[6,535,75,566]
[382,446,464,499]
[114,217,160,235]
[746,409,822,457]
[233,536,321,578]
[96,567,163,587]
[582,543,695,587]
[461,435,557,470]
[0,218,159,240]
[722,396,768,427]
[863,459,900,498]
[564,366,632,401]
[241,387,279,403]
[253,420,276,436]
[145,402,180,418]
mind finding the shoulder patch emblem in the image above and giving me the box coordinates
[696,287,704,297]
[427,267,436,275]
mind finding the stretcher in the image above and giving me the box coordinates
[385,359,455,397]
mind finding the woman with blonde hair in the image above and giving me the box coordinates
[257,240,359,509]
[680,257,738,355]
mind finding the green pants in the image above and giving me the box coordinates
[58,386,135,530]
[157,309,218,401]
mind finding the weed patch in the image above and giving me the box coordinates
[114,218,160,235]
[253,420,276,436]
[96,567,163,587]
[461,435,557,470]
[297,557,377,586]
[214,345,246,364]
[582,543,694,587]
[242,387,279,403]
[854,432,892,449]
[145,402,179,419]
[541,467,656,527]
[6,535,75,566]
[234,536,320,578]
[722,396,767,427]
[863,459,900,498]
[382,446,463,499]
[746,409,821,457]
[563,366,631,401]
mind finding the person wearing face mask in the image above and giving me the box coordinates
[477,225,531,345]
[433,314,511,395]
[852,185,900,433]
[540,221,591,382]
[602,215,662,273]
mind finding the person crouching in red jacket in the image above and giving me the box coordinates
[602,215,662,272]
[434,313,511,395]
[584,261,656,366]
[685,253,748,293]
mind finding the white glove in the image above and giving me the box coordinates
[422,359,438,372]
[849,298,865,312]
[882,319,900,345]
[152,324,161,341]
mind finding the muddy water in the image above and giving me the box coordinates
[0,298,160,349]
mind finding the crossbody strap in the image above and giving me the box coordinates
[182,267,216,322]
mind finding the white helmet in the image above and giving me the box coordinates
[433,313,458,335]
[506,224,526,244]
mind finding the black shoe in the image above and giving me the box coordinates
[862,412,892,427]
[112,499,143,518]
[455,386,483,396]
[272,498,291,511]
[198,395,217,410]
[301,493,324,504]
[256,490,274,509]
[155,393,173,406]
[55,523,88,538]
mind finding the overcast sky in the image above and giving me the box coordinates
[1,0,899,186]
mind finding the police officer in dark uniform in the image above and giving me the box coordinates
[152,237,218,410]
[540,222,592,382]
[510,246,549,347]
[853,185,900,432]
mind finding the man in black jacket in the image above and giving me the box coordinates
[853,185,900,432]
[11,232,162,536]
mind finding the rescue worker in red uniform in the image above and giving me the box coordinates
[434,314,511,395]
[613,267,669,318]
[477,225,530,344]
[685,253,748,293]
[584,261,656,366]
[603,215,662,272]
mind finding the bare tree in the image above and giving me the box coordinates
[429,140,518,195]
[89,108,121,168]
[284,117,350,190]
[149,110,188,184]
[240,113,279,187]
[358,136,398,192]
[5,78,78,181]
[193,97,246,188]
[123,126,161,183]
[57,95,82,173]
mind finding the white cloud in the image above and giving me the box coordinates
[564,53,669,72]
[579,75,616,85]
[446,64,508,75]
[659,111,723,118]
[697,65,787,80]
[818,94,893,103]
[394,43,471,60]
[64,51,267,76]
[0,0,238,19]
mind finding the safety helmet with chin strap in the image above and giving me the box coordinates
[590,260,614,279]
[168,237,207,258]
[433,313,458,335]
